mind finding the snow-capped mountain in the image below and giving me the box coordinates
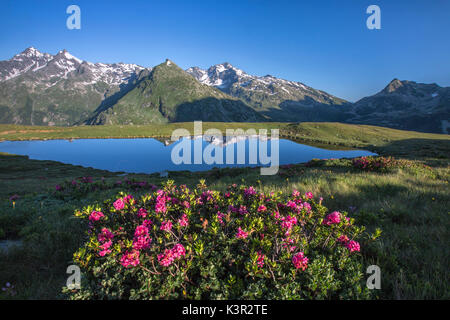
[0,48,447,133]
[0,47,150,126]
[186,63,348,112]
[0,47,53,81]
[0,47,148,86]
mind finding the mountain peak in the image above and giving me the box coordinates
[55,49,82,63]
[18,47,44,58]
[384,78,406,93]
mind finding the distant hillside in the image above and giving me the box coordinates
[347,79,450,134]
[86,60,264,125]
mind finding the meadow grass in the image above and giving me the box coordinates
[0,122,448,299]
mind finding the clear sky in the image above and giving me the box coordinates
[0,0,449,102]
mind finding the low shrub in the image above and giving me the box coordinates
[64,180,373,300]
[352,156,436,177]
[352,156,394,172]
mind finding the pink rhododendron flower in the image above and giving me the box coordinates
[98,228,114,243]
[98,240,113,256]
[286,200,297,210]
[89,211,104,222]
[282,237,297,252]
[292,190,300,198]
[99,240,112,250]
[217,211,225,224]
[178,214,189,227]
[305,192,314,199]
[157,243,186,267]
[120,250,140,268]
[160,220,173,232]
[238,205,248,215]
[257,205,267,212]
[236,227,249,239]
[143,219,152,227]
[272,211,280,219]
[158,249,175,267]
[155,190,169,213]
[133,235,152,250]
[281,215,297,232]
[300,202,312,213]
[337,235,349,244]
[113,198,125,210]
[182,201,190,208]
[244,186,257,197]
[322,211,341,225]
[99,249,112,256]
[172,243,186,259]
[134,225,149,237]
[200,190,214,203]
[138,208,148,218]
[292,252,308,270]
[345,240,360,253]
[155,201,167,213]
[256,251,265,268]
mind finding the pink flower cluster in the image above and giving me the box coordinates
[305,192,314,199]
[160,220,173,232]
[285,198,312,215]
[292,252,308,270]
[98,227,114,256]
[281,215,297,233]
[155,190,169,213]
[345,240,360,253]
[257,205,267,212]
[236,227,249,239]
[138,208,148,218]
[98,227,114,243]
[178,214,189,227]
[217,211,225,224]
[200,190,214,204]
[133,224,152,250]
[322,211,341,225]
[256,251,265,268]
[337,235,360,253]
[282,237,297,252]
[157,243,186,267]
[120,250,140,268]
[89,210,104,222]
[113,198,125,211]
[244,186,257,197]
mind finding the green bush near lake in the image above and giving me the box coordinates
[63,181,373,300]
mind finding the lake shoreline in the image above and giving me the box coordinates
[0,137,377,175]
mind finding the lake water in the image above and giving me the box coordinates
[0,137,376,174]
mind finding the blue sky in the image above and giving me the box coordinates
[0,0,449,101]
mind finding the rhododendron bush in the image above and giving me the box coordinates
[64,180,372,299]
